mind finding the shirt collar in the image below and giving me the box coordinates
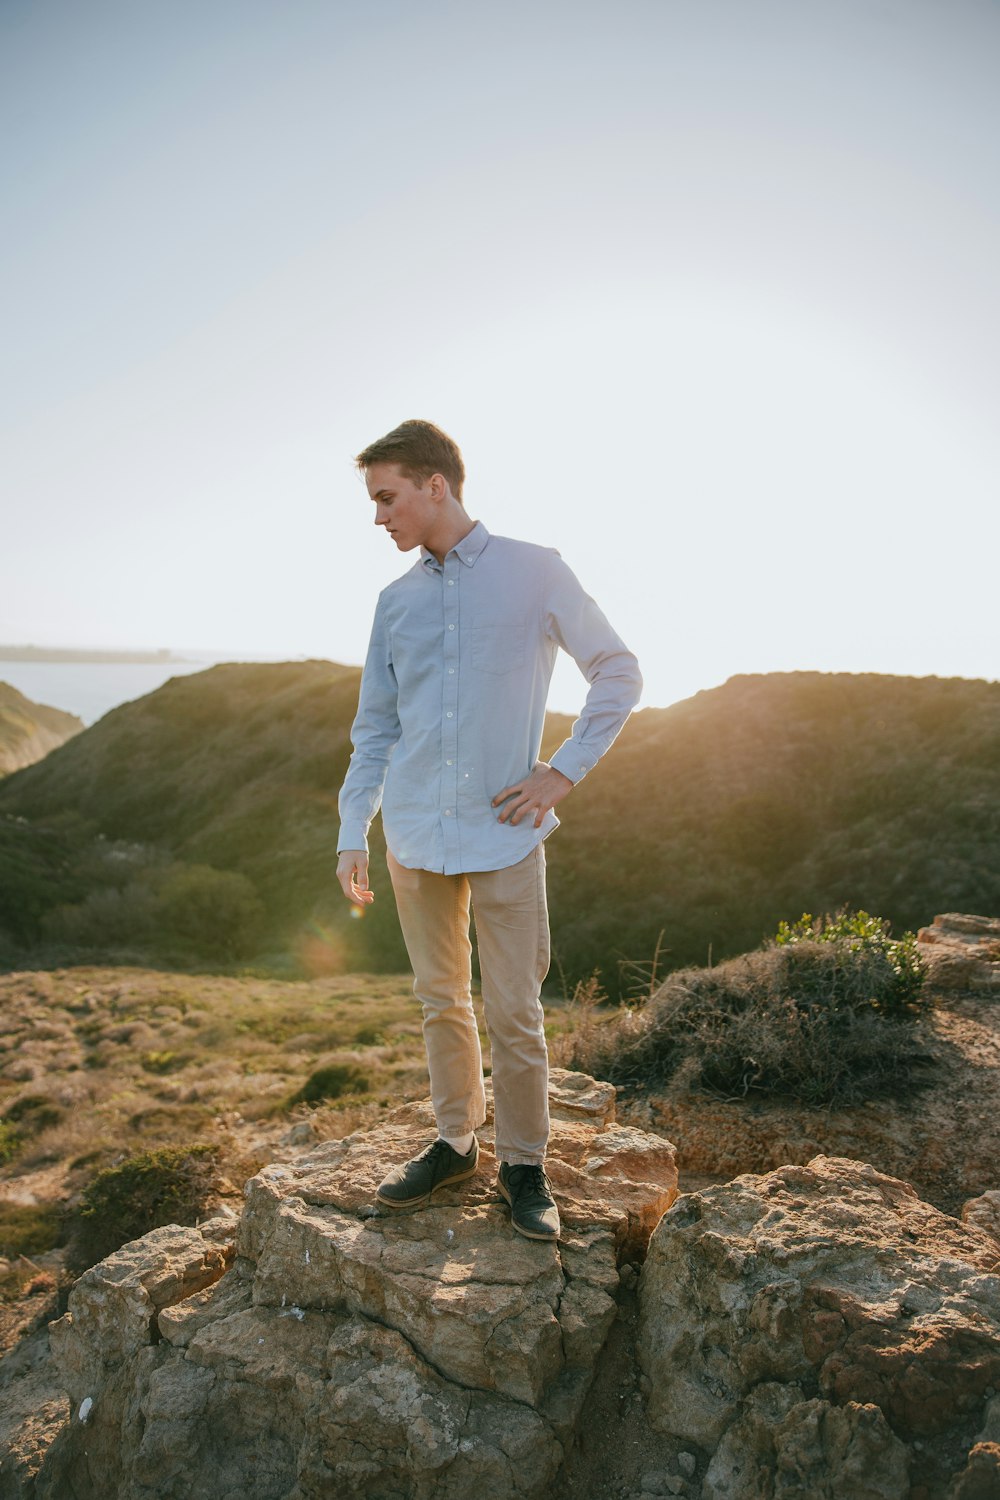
[420,519,490,570]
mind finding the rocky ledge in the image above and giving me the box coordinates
[11,1068,677,1500]
[639,1155,1000,1499]
[6,1080,1000,1498]
[918,913,1000,992]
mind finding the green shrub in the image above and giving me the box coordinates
[140,1050,189,1075]
[157,864,265,960]
[288,1063,371,1107]
[41,880,160,950]
[2,1093,65,1135]
[353,1025,387,1046]
[0,1201,63,1259]
[774,908,928,1016]
[0,1121,20,1164]
[68,1143,221,1271]
[559,915,934,1109]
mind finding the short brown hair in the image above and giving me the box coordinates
[354,419,466,504]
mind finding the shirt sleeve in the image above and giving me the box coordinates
[541,550,643,785]
[336,594,402,854]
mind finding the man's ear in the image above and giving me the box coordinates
[427,472,449,504]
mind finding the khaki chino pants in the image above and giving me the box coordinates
[385,843,551,1166]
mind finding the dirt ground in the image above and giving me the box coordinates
[614,989,1000,1220]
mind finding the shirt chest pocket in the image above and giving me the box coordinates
[469,621,527,676]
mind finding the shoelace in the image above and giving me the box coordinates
[419,1139,453,1163]
[509,1165,551,1199]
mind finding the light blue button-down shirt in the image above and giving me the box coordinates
[337,519,642,875]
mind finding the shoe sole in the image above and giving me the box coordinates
[375,1157,479,1210]
[496,1176,560,1241]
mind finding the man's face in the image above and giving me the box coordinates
[366,462,436,552]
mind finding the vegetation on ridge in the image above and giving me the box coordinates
[0,664,997,995]
[555,909,933,1108]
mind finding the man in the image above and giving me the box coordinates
[336,419,641,1241]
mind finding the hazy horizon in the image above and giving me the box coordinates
[2,649,997,732]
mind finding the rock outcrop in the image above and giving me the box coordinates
[638,1155,1000,1499]
[963,1191,1000,1244]
[918,914,1000,992]
[0,681,83,776]
[9,1081,1000,1498]
[17,1069,677,1499]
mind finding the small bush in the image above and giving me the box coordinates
[140,1050,189,1075]
[157,864,265,960]
[0,1121,22,1164]
[0,1201,63,1260]
[353,1026,388,1046]
[774,908,928,1016]
[559,913,933,1109]
[68,1143,221,1271]
[41,880,160,949]
[288,1063,371,1107]
[3,1094,65,1135]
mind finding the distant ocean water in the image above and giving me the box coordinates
[0,658,277,728]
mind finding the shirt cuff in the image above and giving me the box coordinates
[549,743,598,785]
[337,823,370,855]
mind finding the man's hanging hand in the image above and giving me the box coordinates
[337,850,375,906]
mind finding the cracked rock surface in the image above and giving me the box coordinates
[20,1069,678,1499]
[639,1155,1000,1499]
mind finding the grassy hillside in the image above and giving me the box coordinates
[0,681,82,775]
[0,663,997,994]
[553,670,1000,988]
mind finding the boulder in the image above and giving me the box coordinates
[48,1223,232,1405]
[918,914,1000,992]
[23,1069,676,1499]
[0,1325,69,1498]
[701,1384,910,1499]
[962,1191,1000,1243]
[639,1155,1000,1496]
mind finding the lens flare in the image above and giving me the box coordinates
[295,917,349,977]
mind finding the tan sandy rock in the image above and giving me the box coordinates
[0,1325,70,1497]
[701,1383,911,1500]
[8,1069,676,1500]
[962,1191,1000,1243]
[947,1442,1000,1499]
[639,1155,1000,1494]
[918,914,1000,993]
[48,1223,232,1405]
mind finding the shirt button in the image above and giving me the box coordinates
[448,623,455,630]
[444,808,453,816]
[446,711,453,718]
[448,579,455,586]
[448,667,455,674]
[446,759,453,766]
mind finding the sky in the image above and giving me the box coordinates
[2,0,998,714]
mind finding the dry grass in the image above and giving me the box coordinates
[553,940,936,1108]
[0,963,577,1276]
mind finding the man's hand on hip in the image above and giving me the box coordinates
[492,761,574,828]
[337,851,375,907]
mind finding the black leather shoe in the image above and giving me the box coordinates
[376,1137,479,1209]
[497,1162,560,1241]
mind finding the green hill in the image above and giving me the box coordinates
[553,670,1000,988]
[0,663,997,993]
[0,680,83,775]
